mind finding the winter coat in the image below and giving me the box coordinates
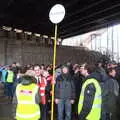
[55,74,75,100]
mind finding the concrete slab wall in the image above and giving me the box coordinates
[0,31,101,65]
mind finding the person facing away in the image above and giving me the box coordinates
[55,65,75,120]
[105,67,119,120]
[12,75,41,120]
[78,63,102,120]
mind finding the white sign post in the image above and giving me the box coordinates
[49,4,65,24]
[49,4,65,120]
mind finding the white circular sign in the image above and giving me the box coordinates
[49,4,65,24]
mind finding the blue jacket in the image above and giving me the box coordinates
[1,69,8,82]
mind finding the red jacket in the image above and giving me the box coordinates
[38,76,47,104]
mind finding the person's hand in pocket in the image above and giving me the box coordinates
[55,99,60,104]
[70,100,75,104]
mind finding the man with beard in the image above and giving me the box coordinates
[55,65,75,120]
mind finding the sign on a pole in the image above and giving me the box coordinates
[49,4,65,24]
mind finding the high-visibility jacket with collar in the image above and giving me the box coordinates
[16,83,40,120]
[6,70,14,83]
[78,78,102,120]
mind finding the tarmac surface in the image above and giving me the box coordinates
[1,81,120,120]
[0,82,77,120]
[0,82,12,120]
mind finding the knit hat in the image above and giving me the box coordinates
[25,70,35,77]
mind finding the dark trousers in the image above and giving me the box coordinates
[72,100,79,120]
[57,99,72,120]
[101,112,111,120]
[4,83,13,97]
[41,104,47,120]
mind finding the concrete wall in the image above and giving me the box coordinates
[0,31,102,65]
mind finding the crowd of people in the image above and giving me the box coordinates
[0,57,120,120]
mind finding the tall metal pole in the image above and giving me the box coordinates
[99,35,102,53]
[107,25,109,53]
[111,25,114,60]
[51,24,58,120]
[117,26,119,62]
[95,34,97,50]
[91,35,93,50]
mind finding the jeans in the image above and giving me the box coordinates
[101,112,111,120]
[57,99,72,120]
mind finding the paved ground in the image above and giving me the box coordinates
[1,82,120,120]
[0,82,12,120]
[0,82,77,120]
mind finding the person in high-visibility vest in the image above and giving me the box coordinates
[12,75,41,120]
[5,66,15,100]
[78,63,102,120]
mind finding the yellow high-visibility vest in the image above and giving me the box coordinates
[16,83,40,120]
[78,78,102,120]
[6,70,14,83]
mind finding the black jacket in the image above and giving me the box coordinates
[73,72,83,102]
[55,74,75,100]
[103,76,119,113]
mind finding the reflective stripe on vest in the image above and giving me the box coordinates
[78,78,102,120]
[16,83,40,120]
[7,70,14,83]
[18,101,36,104]
[16,111,40,119]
